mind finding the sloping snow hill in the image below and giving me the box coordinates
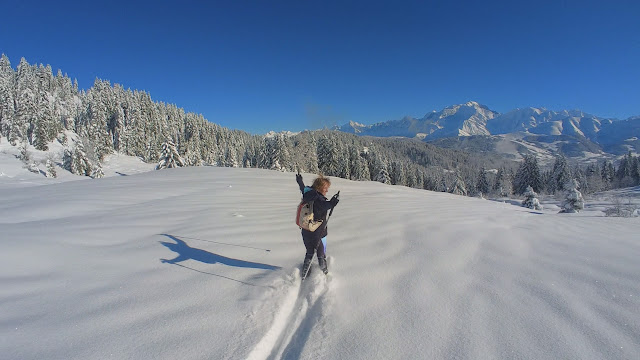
[1,166,639,360]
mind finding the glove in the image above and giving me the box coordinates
[296,173,304,191]
[330,193,340,207]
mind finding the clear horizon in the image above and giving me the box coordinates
[2,0,639,134]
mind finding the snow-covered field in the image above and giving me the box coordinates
[1,141,639,360]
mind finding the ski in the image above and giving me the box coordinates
[301,262,312,280]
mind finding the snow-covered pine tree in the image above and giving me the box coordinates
[560,179,584,213]
[32,116,49,151]
[317,135,339,176]
[91,165,105,179]
[18,140,40,174]
[449,172,467,196]
[405,165,418,188]
[0,54,16,138]
[423,172,438,191]
[71,142,93,176]
[572,165,589,194]
[261,134,287,171]
[18,139,31,164]
[336,140,351,180]
[493,166,512,197]
[521,185,543,210]
[33,63,56,151]
[348,145,370,180]
[373,155,391,184]
[45,157,57,178]
[12,58,38,146]
[156,139,185,170]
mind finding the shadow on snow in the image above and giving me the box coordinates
[159,234,281,270]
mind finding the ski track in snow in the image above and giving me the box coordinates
[244,260,334,360]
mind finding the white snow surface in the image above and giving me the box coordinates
[1,145,640,360]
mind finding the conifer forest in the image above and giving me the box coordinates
[1,55,638,197]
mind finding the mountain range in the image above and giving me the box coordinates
[334,101,640,163]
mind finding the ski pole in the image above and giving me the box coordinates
[328,190,340,218]
[170,235,271,252]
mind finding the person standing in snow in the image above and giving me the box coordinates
[296,173,339,275]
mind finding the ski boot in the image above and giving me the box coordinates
[318,256,328,275]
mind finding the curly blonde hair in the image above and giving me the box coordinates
[312,175,331,191]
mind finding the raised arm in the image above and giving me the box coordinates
[296,173,305,193]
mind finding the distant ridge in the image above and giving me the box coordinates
[334,101,638,142]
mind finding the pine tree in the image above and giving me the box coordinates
[262,134,288,171]
[616,151,633,182]
[560,179,584,213]
[493,167,512,197]
[572,165,588,194]
[549,155,571,194]
[349,145,370,180]
[18,139,31,166]
[439,176,448,193]
[449,172,467,196]
[390,160,406,186]
[45,157,57,178]
[17,136,39,174]
[156,139,185,170]
[476,167,490,196]
[514,155,542,194]
[584,163,604,193]
[71,142,93,176]
[13,58,37,145]
[32,116,49,151]
[371,153,391,184]
[337,143,351,180]
[632,156,640,185]
[91,165,105,179]
[317,135,339,176]
[0,54,16,138]
[522,185,543,210]
[601,160,615,189]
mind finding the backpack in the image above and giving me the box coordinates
[296,199,323,232]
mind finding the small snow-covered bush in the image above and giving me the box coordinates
[604,197,638,217]
[522,185,543,210]
[91,166,105,179]
[26,162,40,174]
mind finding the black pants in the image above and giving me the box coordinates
[302,234,327,260]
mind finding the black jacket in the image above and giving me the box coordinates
[298,180,334,240]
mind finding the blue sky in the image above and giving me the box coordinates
[2,0,639,134]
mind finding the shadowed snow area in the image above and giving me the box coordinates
[1,164,639,360]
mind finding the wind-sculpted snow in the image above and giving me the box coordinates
[0,163,639,359]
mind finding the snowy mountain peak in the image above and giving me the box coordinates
[264,130,298,138]
[334,102,640,151]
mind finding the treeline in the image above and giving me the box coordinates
[1,55,638,197]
